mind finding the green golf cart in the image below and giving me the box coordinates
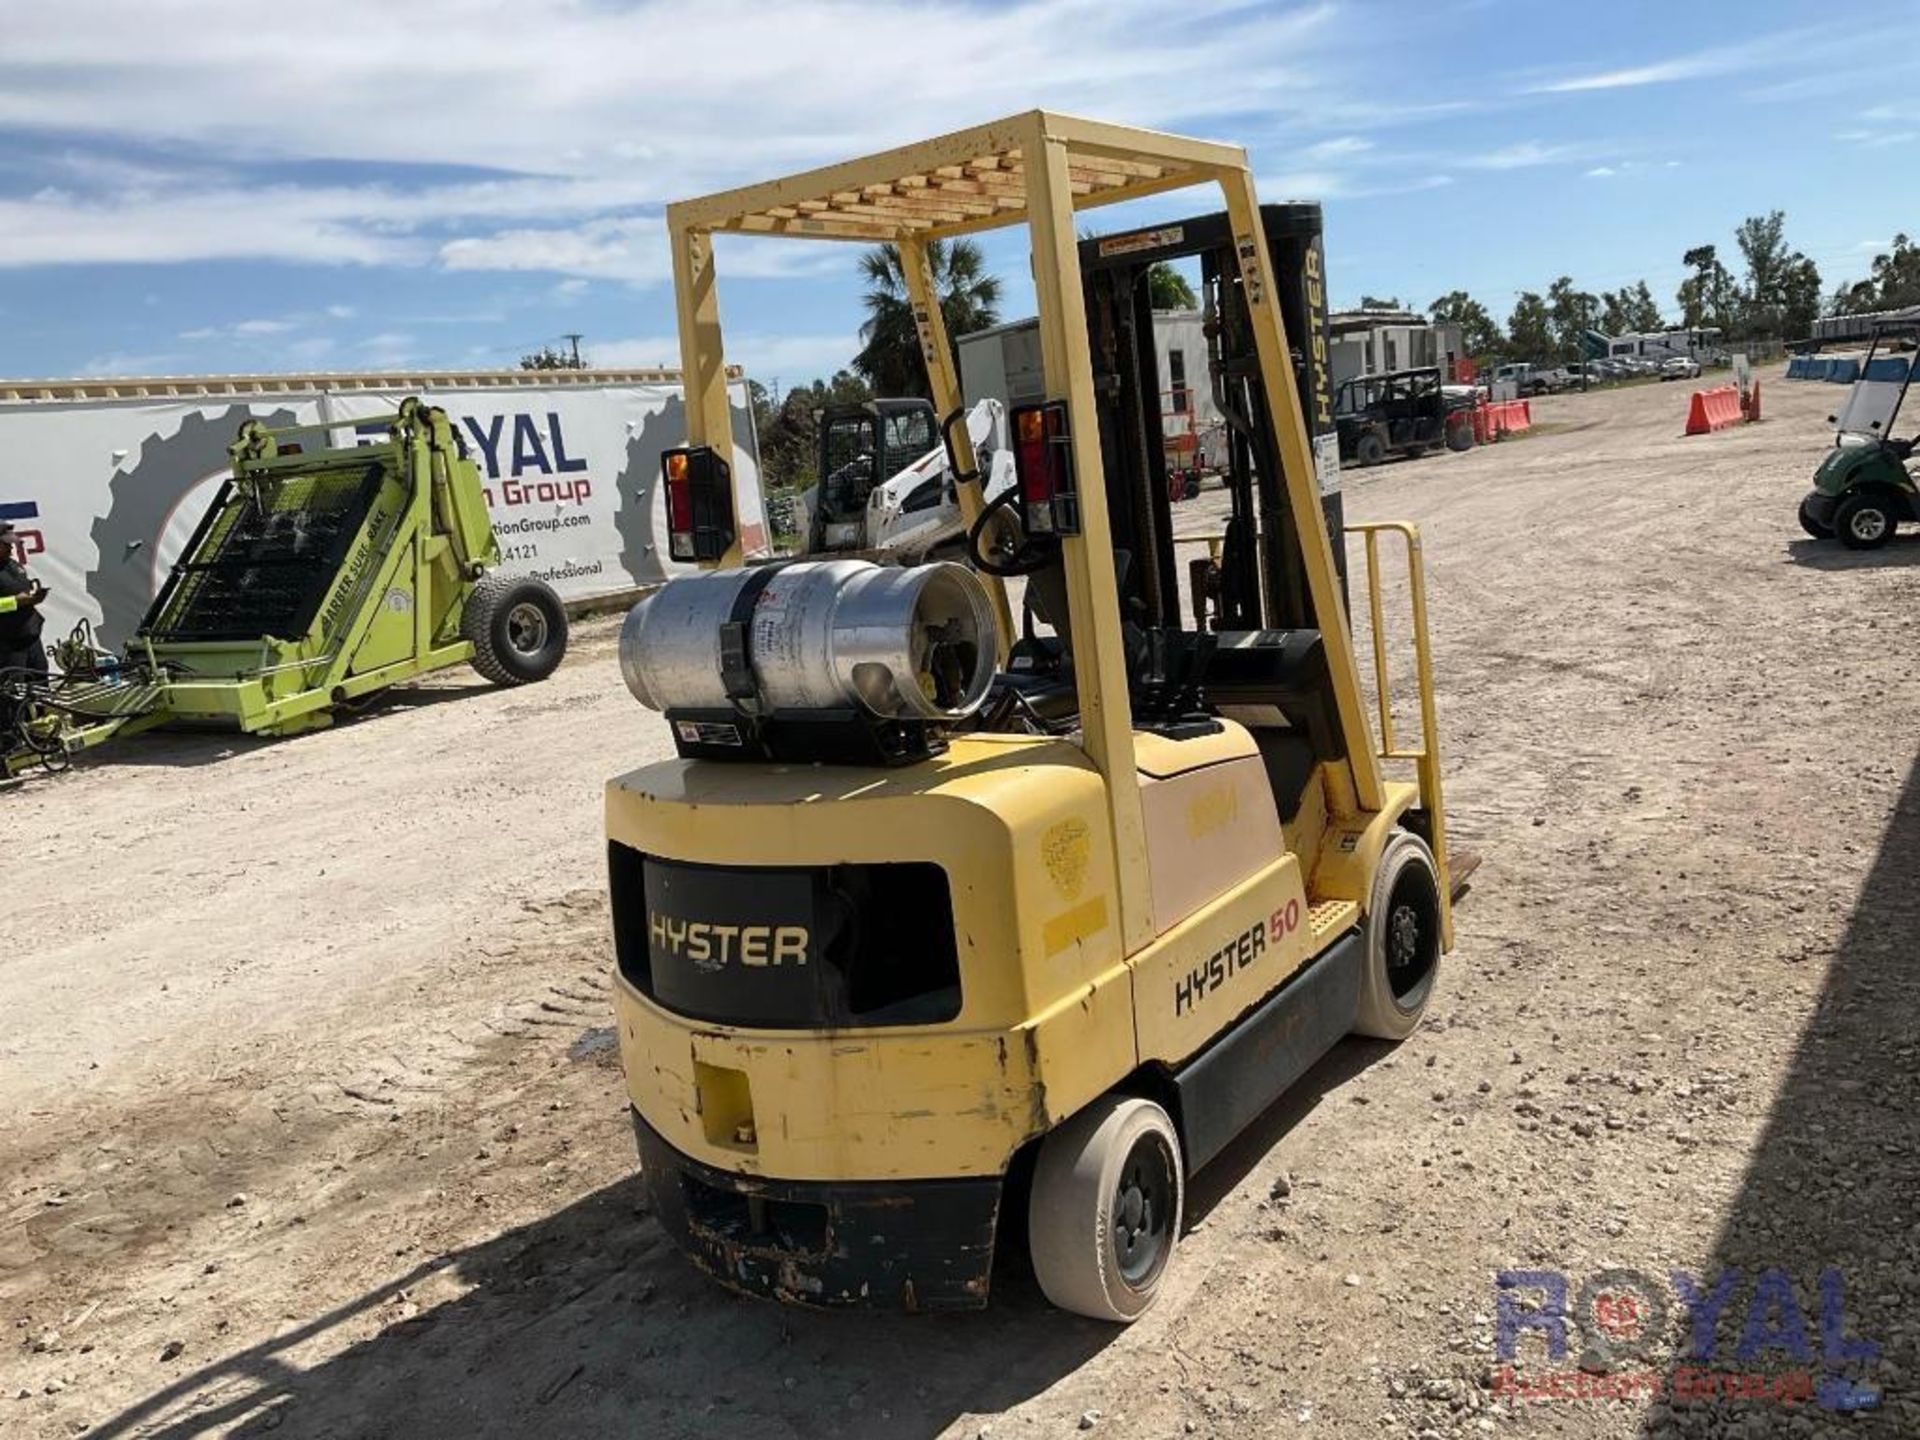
[1799,320,1918,550]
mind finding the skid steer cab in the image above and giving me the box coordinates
[608,112,1456,1320]
[802,395,1015,562]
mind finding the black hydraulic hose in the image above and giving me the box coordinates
[965,484,1054,578]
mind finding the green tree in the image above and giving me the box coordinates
[1358,294,1403,310]
[1829,234,1920,314]
[520,343,584,370]
[1625,280,1665,332]
[1598,281,1663,336]
[1778,253,1824,340]
[1731,210,1821,339]
[853,239,1002,397]
[1428,290,1505,358]
[1147,262,1198,310]
[1507,291,1554,364]
[1677,244,1737,332]
[1546,275,1598,356]
[757,370,872,492]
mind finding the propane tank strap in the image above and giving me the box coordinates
[718,564,783,704]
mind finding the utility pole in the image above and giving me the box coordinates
[562,333,585,369]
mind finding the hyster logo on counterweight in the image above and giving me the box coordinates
[648,913,808,973]
[1174,902,1302,1016]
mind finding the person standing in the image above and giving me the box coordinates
[0,519,50,682]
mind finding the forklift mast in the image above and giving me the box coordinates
[1074,205,1341,642]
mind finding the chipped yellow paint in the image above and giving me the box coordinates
[1041,816,1091,899]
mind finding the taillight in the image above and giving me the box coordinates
[1010,400,1079,536]
[661,445,736,562]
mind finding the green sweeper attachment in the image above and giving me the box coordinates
[3,397,568,778]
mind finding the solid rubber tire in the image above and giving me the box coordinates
[1353,831,1443,1040]
[1028,1095,1184,1323]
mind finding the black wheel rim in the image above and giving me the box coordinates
[1111,1130,1176,1289]
[505,601,549,654]
[1385,861,1441,1007]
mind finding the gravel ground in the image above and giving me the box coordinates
[2,367,1914,1439]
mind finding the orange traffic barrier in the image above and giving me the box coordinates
[1685,384,1741,435]
[1468,396,1534,444]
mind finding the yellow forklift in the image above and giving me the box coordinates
[606,111,1454,1319]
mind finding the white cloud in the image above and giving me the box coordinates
[593,332,861,382]
[79,350,185,376]
[1304,135,1374,159]
[1527,28,1824,94]
[0,0,1392,280]
[1461,141,1580,170]
[1256,170,1347,200]
[1585,166,1616,178]
[1835,128,1916,148]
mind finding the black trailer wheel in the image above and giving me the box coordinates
[1355,432,1387,467]
[1445,416,1475,453]
[1353,832,1442,1040]
[1798,496,1835,540]
[464,575,569,685]
[1028,1095,1183,1323]
[1834,492,1896,551]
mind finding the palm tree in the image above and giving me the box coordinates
[852,239,1002,398]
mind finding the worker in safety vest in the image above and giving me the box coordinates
[0,519,50,683]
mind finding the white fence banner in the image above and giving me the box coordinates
[0,372,763,649]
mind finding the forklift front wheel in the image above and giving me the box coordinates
[1353,831,1443,1040]
[464,575,569,685]
[1028,1095,1184,1323]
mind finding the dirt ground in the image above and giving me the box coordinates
[3,368,1915,1439]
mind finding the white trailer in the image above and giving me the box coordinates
[0,368,765,647]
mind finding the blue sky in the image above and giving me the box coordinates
[1,0,1914,387]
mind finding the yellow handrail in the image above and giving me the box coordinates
[1174,524,1454,941]
[1346,521,1452,944]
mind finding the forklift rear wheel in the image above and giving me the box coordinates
[1834,493,1896,551]
[465,575,570,685]
[1353,832,1442,1040]
[1356,433,1387,467]
[1797,497,1834,540]
[1028,1095,1184,1323]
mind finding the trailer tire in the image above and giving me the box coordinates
[1445,416,1475,453]
[1834,492,1896,550]
[464,575,569,685]
[1353,831,1442,1040]
[1028,1095,1183,1323]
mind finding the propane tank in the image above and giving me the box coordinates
[621,560,996,722]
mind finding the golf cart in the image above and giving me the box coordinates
[1800,321,1918,550]
[1333,366,1465,465]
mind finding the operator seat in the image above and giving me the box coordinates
[1203,629,1345,822]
